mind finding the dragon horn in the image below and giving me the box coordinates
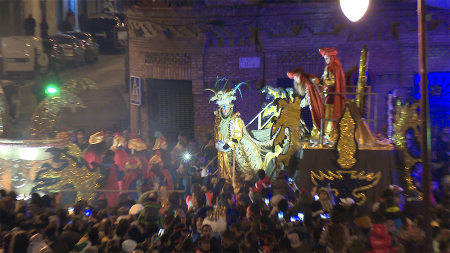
[233,81,246,99]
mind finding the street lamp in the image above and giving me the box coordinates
[340,0,370,22]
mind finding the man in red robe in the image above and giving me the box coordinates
[287,67,323,134]
[83,131,107,169]
[312,47,346,140]
[110,133,128,190]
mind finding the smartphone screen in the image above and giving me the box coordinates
[320,213,330,219]
[68,207,74,215]
[289,178,293,184]
[85,209,91,217]
[314,194,319,201]
[158,228,165,237]
[278,211,284,220]
[264,198,269,205]
[298,213,304,221]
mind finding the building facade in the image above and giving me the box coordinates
[126,1,450,145]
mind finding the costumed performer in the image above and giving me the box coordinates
[206,81,270,191]
[146,132,173,191]
[311,47,346,140]
[97,150,120,206]
[110,133,128,190]
[83,131,108,169]
[287,67,323,136]
[123,138,147,200]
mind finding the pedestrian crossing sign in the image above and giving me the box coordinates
[130,76,141,106]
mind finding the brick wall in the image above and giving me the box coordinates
[127,1,450,138]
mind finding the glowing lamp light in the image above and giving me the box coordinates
[18,148,38,160]
[340,0,370,22]
[46,86,59,94]
[184,153,191,161]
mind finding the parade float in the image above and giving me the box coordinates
[209,45,421,208]
[0,46,425,208]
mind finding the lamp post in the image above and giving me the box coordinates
[418,0,432,252]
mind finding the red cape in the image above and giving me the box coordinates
[327,58,346,128]
[98,164,119,206]
[83,150,103,169]
[113,149,128,171]
[300,73,323,130]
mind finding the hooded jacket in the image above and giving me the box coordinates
[272,179,297,202]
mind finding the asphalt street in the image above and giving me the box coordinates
[13,54,129,139]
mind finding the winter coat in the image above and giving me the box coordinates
[365,223,398,253]
[250,177,271,195]
[272,179,297,202]
[319,223,353,253]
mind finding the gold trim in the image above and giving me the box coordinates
[311,169,381,205]
[336,104,357,169]
[392,99,422,192]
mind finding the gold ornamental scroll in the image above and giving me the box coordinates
[356,45,369,116]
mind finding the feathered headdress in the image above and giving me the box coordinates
[204,77,246,109]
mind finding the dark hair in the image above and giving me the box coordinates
[115,218,130,237]
[222,183,234,195]
[102,150,115,164]
[88,226,100,245]
[44,224,57,239]
[381,189,394,199]
[192,216,204,230]
[9,231,29,253]
[0,189,6,197]
[229,223,242,233]
[191,183,201,195]
[194,191,207,207]
[168,192,181,206]
[257,169,265,180]
[201,224,212,233]
[238,194,252,208]
[277,199,289,213]
[244,231,259,252]
[276,170,288,181]
[76,129,86,134]
[222,230,236,243]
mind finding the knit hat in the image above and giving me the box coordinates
[122,239,137,253]
[288,233,301,248]
[137,203,163,228]
[298,189,313,206]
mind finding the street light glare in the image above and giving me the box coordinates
[340,0,370,22]
[46,86,58,94]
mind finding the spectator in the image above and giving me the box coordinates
[272,170,297,203]
[319,211,353,253]
[25,14,36,36]
[250,169,271,198]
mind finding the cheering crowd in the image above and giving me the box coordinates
[0,127,450,253]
